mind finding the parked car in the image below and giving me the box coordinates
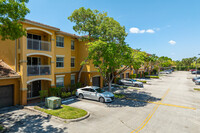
[192,71,200,74]
[118,78,143,87]
[192,77,200,82]
[76,86,114,103]
[165,70,172,74]
[190,69,196,72]
[159,71,170,74]
[195,79,200,85]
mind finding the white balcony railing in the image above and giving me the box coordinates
[27,38,51,51]
[27,65,51,76]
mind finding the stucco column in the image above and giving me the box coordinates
[20,35,27,105]
[51,35,55,87]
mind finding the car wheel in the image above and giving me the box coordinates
[99,97,105,103]
[79,94,84,99]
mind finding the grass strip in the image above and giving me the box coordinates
[34,105,87,119]
[114,94,126,99]
[194,88,200,91]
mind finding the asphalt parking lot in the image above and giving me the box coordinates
[0,71,200,133]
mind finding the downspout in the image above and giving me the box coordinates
[15,39,17,71]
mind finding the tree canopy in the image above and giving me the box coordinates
[0,0,29,40]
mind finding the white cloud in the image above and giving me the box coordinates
[129,27,156,34]
[146,29,155,33]
[129,27,145,33]
[168,40,176,45]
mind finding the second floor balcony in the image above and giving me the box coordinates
[27,38,51,51]
[27,65,51,76]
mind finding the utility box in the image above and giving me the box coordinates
[45,96,61,109]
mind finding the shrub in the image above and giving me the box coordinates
[49,87,62,97]
[61,92,71,98]
[116,77,121,83]
[72,90,76,96]
[144,72,148,76]
[39,90,48,102]
[130,74,137,79]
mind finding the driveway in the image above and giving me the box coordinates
[0,71,200,133]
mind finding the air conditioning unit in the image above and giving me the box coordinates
[45,96,61,109]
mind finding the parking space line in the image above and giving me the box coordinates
[131,88,170,133]
[127,98,196,110]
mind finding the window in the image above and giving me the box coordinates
[71,74,75,85]
[56,36,64,47]
[56,57,64,68]
[56,77,64,87]
[90,89,95,92]
[71,40,75,50]
[82,88,90,91]
[71,57,75,67]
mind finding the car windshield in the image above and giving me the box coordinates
[130,79,137,82]
[96,88,105,93]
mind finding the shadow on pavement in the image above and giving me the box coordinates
[0,107,67,133]
[106,90,161,108]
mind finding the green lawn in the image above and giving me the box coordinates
[194,88,200,91]
[127,87,140,90]
[114,93,125,99]
[145,75,159,79]
[136,80,147,83]
[34,105,87,119]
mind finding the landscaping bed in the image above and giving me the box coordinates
[114,93,125,99]
[194,88,200,91]
[34,105,87,119]
[145,75,159,79]
[136,80,147,83]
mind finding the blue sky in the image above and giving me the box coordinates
[26,0,200,60]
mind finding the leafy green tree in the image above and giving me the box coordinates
[157,56,173,71]
[68,7,127,83]
[87,40,132,91]
[131,50,146,77]
[148,54,158,74]
[0,0,30,40]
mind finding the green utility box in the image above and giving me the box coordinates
[45,96,61,109]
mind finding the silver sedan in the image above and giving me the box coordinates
[76,86,115,103]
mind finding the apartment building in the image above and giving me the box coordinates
[0,19,103,108]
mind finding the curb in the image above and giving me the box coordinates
[24,105,90,123]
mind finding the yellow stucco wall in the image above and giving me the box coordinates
[0,38,16,71]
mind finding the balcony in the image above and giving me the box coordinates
[27,65,51,76]
[27,38,51,51]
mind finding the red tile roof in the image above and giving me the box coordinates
[0,60,20,79]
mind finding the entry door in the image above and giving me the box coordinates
[27,81,41,98]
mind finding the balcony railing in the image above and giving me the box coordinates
[27,65,51,76]
[27,38,51,51]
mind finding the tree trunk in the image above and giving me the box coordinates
[77,59,88,83]
[108,81,112,92]
[135,69,139,78]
